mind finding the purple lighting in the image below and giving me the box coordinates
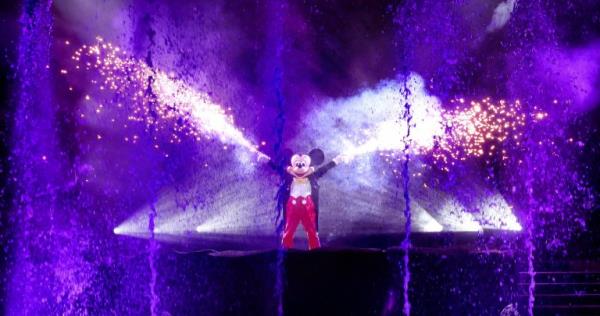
[2,1,598,315]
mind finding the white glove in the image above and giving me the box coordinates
[332,153,352,164]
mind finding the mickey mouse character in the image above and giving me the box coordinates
[267,149,345,250]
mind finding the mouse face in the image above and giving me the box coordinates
[289,154,312,177]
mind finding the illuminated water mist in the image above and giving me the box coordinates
[7,2,596,315]
[337,77,539,171]
[64,37,268,161]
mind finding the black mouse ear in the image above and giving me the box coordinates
[308,148,324,166]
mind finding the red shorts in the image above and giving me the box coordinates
[281,195,320,250]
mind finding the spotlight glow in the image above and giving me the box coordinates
[195,224,211,234]
[438,199,483,232]
[476,194,522,231]
[413,205,444,232]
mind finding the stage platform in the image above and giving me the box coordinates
[155,247,520,315]
[153,231,523,253]
[112,231,600,315]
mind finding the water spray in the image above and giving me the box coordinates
[64,37,269,161]
[338,92,540,172]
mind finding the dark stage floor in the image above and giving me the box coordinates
[129,232,599,316]
[155,248,517,315]
[147,231,523,253]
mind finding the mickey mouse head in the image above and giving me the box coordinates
[287,149,324,178]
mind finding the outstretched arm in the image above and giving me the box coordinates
[313,154,349,178]
[257,154,281,173]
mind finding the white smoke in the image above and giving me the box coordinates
[295,73,444,161]
[486,0,517,33]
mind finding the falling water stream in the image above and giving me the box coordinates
[148,202,159,316]
[270,2,287,315]
[139,9,160,314]
[524,166,536,316]
[12,0,55,314]
[400,80,413,316]
[273,67,286,316]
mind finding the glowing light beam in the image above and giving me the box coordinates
[66,36,268,160]
[335,74,545,171]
